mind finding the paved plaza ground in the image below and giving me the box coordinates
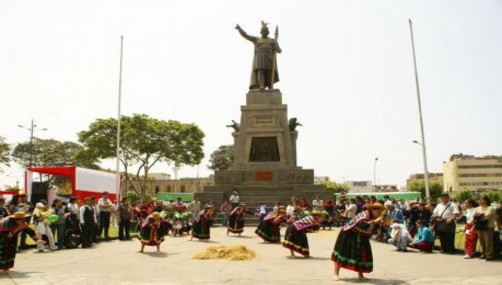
[1,226,500,285]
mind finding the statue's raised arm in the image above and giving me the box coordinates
[235,21,281,90]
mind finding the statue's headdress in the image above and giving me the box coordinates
[261,21,269,32]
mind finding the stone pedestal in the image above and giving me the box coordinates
[198,89,327,221]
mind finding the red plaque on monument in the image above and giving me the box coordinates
[255,171,273,181]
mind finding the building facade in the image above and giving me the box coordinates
[124,175,214,197]
[406,173,444,189]
[443,154,502,193]
[344,180,372,193]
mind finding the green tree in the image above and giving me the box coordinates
[453,188,473,202]
[320,180,350,194]
[11,138,99,168]
[408,180,444,202]
[0,136,10,172]
[208,145,234,171]
[78,114,204,200]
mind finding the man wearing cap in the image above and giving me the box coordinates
[98,191,113,240]
[432,193,459,254]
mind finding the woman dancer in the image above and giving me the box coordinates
[463,199,478,258]
[332,203,386,281]
[0,212,38,272]
[283,212,323,258]
[190,204,214,241]
[138,212,168,253]
[227,203,254,236]
[255,206,287,243]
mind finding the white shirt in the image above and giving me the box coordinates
[286,205,295,216]
[465,207,476,223]
[98,197,113,212]
[229,195,240,204]
[345,204,357,219]
[312,199,324,211]
[433,202,459,220]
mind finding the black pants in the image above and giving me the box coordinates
[118,219,130,240]
[438,231,456,253]
[99,212,111,238]
[81,222,94,247]
[494,231,501,259]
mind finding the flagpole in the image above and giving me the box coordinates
[409,19,430,202]
[115,36,124,202]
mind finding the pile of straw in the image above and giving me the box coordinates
[192,245,256,261]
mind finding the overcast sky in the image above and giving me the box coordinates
[1,0,501,188]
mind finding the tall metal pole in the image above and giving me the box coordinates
[115,36,124,201]
[373,157,378,191]
[409,19,430,202]
[29,119,34,168]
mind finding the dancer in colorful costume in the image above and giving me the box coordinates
[190,204,214,241]
[0,212,37,272]
[227,203,254,236]
[139,212,168,253]
[255,206,286,243]
[283,212,323,258]
[331,203,386,282]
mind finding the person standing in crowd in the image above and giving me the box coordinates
[385,200,404,224]
[17,194,34,250]
[79,197,95,248]
[494,205,502,259]
[190,204,214,241]
[118,197,132,241]
[312,195,324,212]
[0,197,9,218]
[255,206,287,243]
[475,195,495,261]
[257,202,268,222]
[229,191,240,209]
[0,212,38,272]
[33,202,57,252]
[463,199,479,259]
[66,197,80,231]
[219,200,232,227]
[408,219,434,253]
[344,199,357,221]
[227,203,254,236]
[431,193,459,254]
[50,199,68,249]
[138,212,168,253]
[97,191,113,240]
[331,203,386,282]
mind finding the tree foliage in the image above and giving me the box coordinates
[0,136,10,171]
[78,114,205,200]
[208,145,234,171]
[320,180,350,193]
[453,188,473,202]
[408,180,444,202]
[11,138,99,169]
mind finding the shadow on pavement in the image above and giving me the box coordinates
[337,277,410,285]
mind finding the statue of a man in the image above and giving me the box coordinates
[236,21,281,90]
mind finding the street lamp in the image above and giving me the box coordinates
[373,157,379,191]
[413,140,430,202]
[18,119,47,168]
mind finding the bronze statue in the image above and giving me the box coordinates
[226,120,240,131]
[236,21,281,90]
[288,118,302,131]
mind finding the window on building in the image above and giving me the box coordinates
[155,186,160,194]
[166,185,171,192]
[180,185,186,193]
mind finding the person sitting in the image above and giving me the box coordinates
[408,219,434,253]
[388,222,412,252]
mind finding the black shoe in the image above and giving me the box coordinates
[479,255,486,259]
